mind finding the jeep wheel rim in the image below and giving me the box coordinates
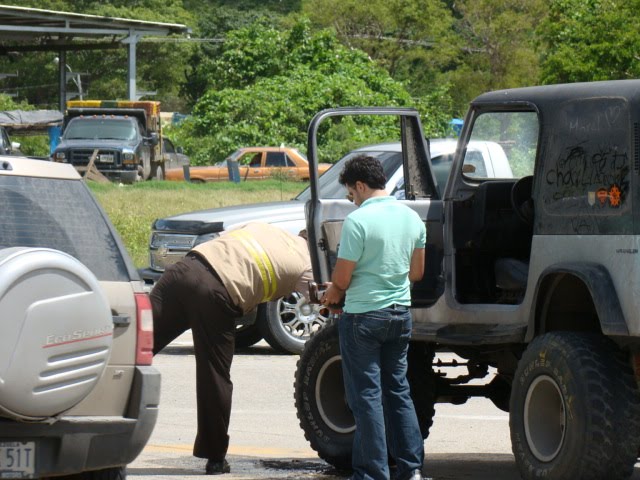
[524,375,566,462]
[277,292,328,343]
[315,354,355,434]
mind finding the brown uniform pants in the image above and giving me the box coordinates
[150,253,242,461]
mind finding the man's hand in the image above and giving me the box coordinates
[321,282,345,311]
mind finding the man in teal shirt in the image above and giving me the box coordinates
[322,155,427,480]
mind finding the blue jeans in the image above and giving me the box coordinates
[338,306,424,480]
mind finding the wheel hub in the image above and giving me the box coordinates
[524,374,566,462]
[315,355,355,434]
[277,292,328,342]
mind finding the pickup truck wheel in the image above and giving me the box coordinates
[154,164,165,181]
[260,293,329,354]
[510,332,640,480]
[234,305,264,349]
[235,324,262,348]
[58,466,126,480]
[294,323,436,469]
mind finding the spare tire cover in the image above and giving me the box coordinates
[0,247,113,420]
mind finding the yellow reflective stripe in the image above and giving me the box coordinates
[229,232,271,301]
[228,230,278,301]
[242,234,278,299]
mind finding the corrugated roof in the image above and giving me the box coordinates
[0,5,190,51]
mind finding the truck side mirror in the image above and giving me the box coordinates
[147,132,159,146]
[176,146,184,154]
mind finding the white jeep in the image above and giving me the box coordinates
[296,87,640,480]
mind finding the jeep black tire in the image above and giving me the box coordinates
[405,341,437,439]
[510,332,640,480]
[260,293,329,355]
[294,322,436,469]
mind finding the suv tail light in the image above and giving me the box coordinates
[135,293,154,365]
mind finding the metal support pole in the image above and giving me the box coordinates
[58,49,66,112]
[126,31,138,101]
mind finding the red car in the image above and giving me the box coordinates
[165,146,331,182]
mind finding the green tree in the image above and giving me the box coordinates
[180,5,288,106]
[448,0,546,112]
[537,0,640,84]
[301,0,460,100]
[174,20,452,165]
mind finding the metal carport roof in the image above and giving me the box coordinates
[0,5,191,108]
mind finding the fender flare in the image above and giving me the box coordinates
[527,262,628,340]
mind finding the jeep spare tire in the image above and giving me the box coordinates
[0,247,113,421]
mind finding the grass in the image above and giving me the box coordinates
[88,179,306,268]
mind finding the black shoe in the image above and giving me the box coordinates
[205,459,230,475]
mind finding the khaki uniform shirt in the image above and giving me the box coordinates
[193,222,312,313]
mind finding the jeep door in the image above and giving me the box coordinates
[305,108,445,307]
[435,106,538,336]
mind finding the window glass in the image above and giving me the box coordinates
[163,138,175,153]
[248,153,262,167]
[539,97,631,233]
[64,118,139,141]
[0,176,130,281]
[297,150,402,201]
[285,154,295,167]
[0,129,9,152]
[463,111,538,179]
[266,152,287,167]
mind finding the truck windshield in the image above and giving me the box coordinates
[64,118,138,141]
[296,150,402,202]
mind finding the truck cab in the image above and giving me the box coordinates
[51,100,162,183]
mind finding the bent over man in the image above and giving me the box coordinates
[151,222,311,475]
[322,155,428,480]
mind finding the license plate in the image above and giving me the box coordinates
[99,154,114,163]
[0,442,35,479]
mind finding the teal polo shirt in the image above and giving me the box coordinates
[337,195,427,314]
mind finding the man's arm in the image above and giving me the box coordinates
[409,248,425,282]
[322,258,356,306]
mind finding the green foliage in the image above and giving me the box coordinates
[178,20,451,165]
[301,0,460,100]
[537,0,640,84]
[447,0,546,112]
[0,94,49,156]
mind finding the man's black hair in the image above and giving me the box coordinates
[338,154,386,189]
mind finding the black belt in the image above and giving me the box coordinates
[388,303,409,310]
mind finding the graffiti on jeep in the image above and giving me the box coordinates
[544,143,630,208]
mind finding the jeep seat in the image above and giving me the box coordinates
[494,257,529,291]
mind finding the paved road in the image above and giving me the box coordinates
[129,334,640,479]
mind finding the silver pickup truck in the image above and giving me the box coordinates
[141,138,509,353]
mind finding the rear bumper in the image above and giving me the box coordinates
[0,366,160,478]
